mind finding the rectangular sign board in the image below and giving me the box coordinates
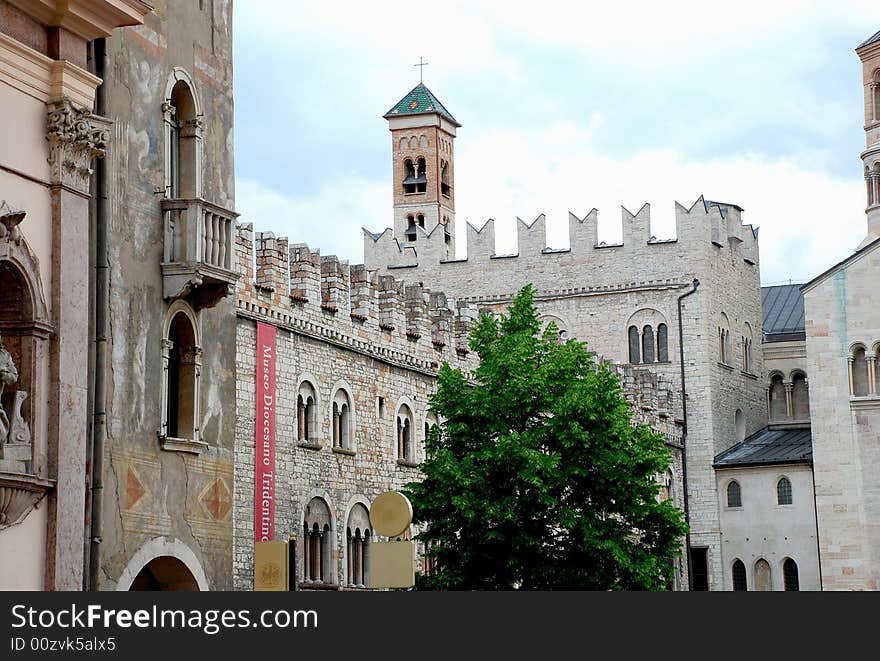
[370,540,415,589]
[254,540,288,591]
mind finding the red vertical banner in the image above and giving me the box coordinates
[254,322,277,543]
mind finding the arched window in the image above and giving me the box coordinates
[792,372,809,420]
[332,389,352,450]
[303,497,332,585]
[297,381,317,444]
[868,166,875,206]
[161,306,201,447]
[851,346,869,396]
[734,408,745,444]
[164,73,201,199]
[727,480,742,508]
[754,558,772,591]
[777,477,792,505]
[742,323,753,373]
[397,404,414,462]
[346,503,371,588]
[423,539,439,577]
[719,313,731,364]
[769,374,787,421]
[658,470,673,502]
[657,323,668,362]
[403,159,416,194]
[416,213,425,228]
[732,559,747,591]
[783,558,799,591]
[628,326,640,364]
[441,160,450,197]
[405,214,417,241]
[424,414,438,460]
[874,79,880,122]
[642,325,655,363]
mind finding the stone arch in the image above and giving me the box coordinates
[163,68,202,198]
[625,308,669,364]
[754,558,772,591]
[540,313,569,341]
[343,497,372,587]
[116,536,209,591]
[742,321,754,372]
[734,408,745,443]
[726,478,742,508]
[718,311,731,364]
[732,558,747,591]
[768,372,787,422]
[302,494,335,585]
[160,301,201,446]
[422,409,439,461]
[296,372,323,444]
[790,370,809,420]
[395,396,416,462]
[329,379,356,451]
[850,342,869,396]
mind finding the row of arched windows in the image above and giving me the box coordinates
[726,477,793,508]
[627,324,669,364]
[849,342,880,396]
[732,557,799,591]
[296,380,434,462]
[768,371,810,422]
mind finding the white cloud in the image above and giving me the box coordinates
[236,176,390,260]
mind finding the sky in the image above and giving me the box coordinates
[232,1,880,285]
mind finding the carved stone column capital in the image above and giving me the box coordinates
[46,98,112,194]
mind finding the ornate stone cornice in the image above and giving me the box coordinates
[46,98,112,193]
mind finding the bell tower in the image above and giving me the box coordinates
[384,81,460,258]
[856,31,880,246]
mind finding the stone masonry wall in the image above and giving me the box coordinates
[233,222,687,589]
[367,196,767,590]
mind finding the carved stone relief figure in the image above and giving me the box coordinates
[0,338,17,442]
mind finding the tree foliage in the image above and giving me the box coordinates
[405,285,687,590]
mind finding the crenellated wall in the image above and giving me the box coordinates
[365,197,759,299]
[236,224,482,374]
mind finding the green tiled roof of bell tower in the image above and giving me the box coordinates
[383,83,461,127]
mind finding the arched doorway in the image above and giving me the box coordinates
[129,556,200,591]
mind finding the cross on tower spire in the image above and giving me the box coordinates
[414,57,429,83]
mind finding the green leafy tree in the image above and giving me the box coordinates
[406,284,687,590]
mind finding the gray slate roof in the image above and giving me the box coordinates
[761,284,805,342]
[858,30,880,49]
[714,426,812,468]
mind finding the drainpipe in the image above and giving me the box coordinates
[677,277,700,590]
[809,461,824,590]
[88,36,108,591]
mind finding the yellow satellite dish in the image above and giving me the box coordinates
[370,491,413,538]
